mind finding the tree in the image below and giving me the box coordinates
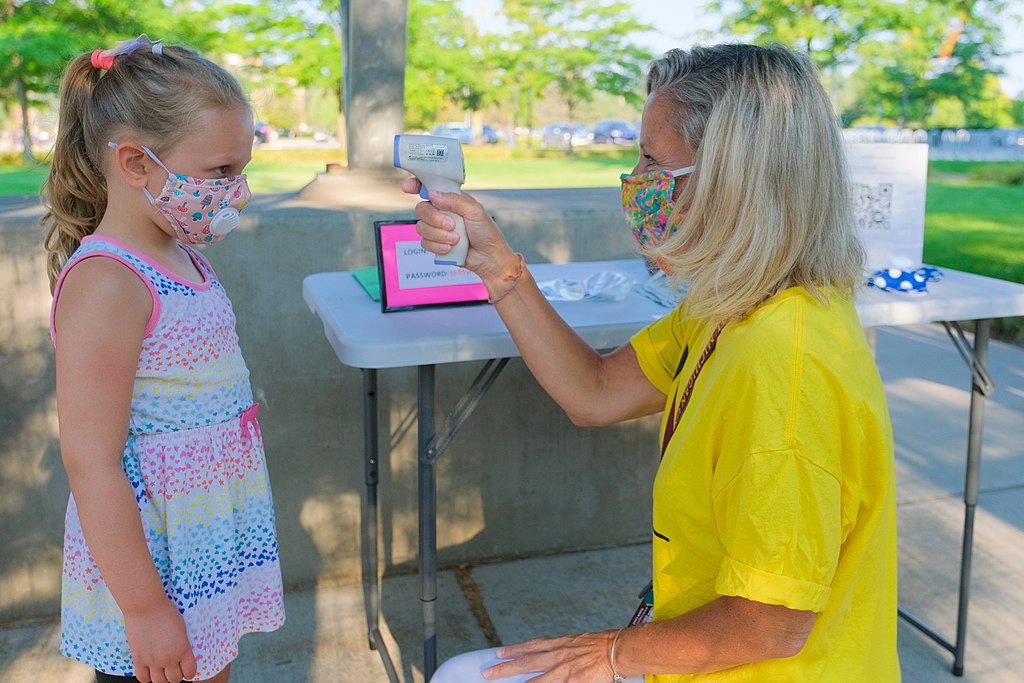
[1011,95,1024,127]
[501,0,653,154]
[207,0,503,145]
[403,0,501,132]
[0,1,70,162]
[850,1,1014,128]
[712,0,1017,129]
[0,0,218,162]
[913,2,1016,128]
[708,0,898,74]
[213,1,344,137]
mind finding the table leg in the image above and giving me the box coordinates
[415,359,511,679]
[952,319,990,676]
[419,364,438,679]
[896,320,995,676]
[361,369,400,682]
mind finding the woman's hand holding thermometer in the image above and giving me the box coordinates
[393,134,468,266]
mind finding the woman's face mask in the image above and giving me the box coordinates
[110,142,251,244]
[619,166,694,248]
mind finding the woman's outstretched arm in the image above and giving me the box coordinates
[408,181,665,427]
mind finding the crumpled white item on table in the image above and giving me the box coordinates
[537,270,637,302]
[635,270,687,308]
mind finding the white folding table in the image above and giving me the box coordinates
[303,259,1024,680]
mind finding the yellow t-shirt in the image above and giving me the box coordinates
[631,288,899,682]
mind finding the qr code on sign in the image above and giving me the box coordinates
[852,182,893,232]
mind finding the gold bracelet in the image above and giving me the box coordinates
[487,252,524,304]
[610,627,626,682]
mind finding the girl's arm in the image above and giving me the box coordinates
[54,257,197,683]
[409,183,667,427]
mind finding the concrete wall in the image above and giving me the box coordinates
[0,175,663,623]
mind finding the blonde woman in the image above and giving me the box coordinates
[408,44,898,682]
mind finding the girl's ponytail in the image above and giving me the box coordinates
[41,54,108,293]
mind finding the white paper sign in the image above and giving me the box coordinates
[845,142,928,271]
[395,241,483,290]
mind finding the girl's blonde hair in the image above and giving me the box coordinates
[41,42,250,292]
[645,43,864,322]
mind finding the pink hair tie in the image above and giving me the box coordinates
[90,34,164,71]
[91,49,116,70]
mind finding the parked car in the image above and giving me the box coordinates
[480,124,500,144]
[254,121,273,144]
[432,122,474,144]
[431,122,501,145]
[592,119,638,145]
[540,122,593,148]
[993,128,1024,147]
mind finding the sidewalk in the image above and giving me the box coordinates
[3,323,1023,682]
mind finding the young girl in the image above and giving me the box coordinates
[41,35,284,683]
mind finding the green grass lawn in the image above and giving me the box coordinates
[241,147,616,191]
[260,146,635,189]
[0,163,49,195]
[0,146,638,196]
[465,147,635,188]
[0,158,332,196]
[922,173,1024,344]
[924,180,1024,283]
[465,155,631,188]
[244,159,327,194]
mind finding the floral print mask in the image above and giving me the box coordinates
[619,166,694,248]
[110,142,251,244]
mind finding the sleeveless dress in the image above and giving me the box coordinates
[51,235,285,678]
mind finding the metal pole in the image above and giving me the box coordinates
[361,369,400,682]
[338,0,349,115]
[424,358,510,465]
[363,369,379,648]
[952,319,990,676]
[418,364,438,678]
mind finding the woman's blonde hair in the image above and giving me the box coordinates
[40,42,250,292]
[645,43,864,322]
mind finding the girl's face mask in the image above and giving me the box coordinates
[619,166,694,248]
[110,142,251,244]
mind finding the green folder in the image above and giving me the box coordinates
[351,267,381,301]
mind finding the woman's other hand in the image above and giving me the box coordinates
[401,177,520,289]
[482,631,617,682]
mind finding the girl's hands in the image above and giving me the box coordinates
[124,599,198,683]
[482,631,618,682]
[401,178,521,290]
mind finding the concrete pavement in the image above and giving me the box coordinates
[3,323,1023,682]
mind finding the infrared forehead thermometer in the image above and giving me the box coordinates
[393,134,468,266]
